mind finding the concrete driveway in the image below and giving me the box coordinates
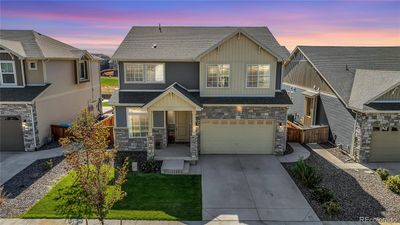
[200,155,319,222]
[0,148,64,185]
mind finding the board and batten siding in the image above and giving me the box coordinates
[374,85,400,102]
[199,34,277,97]
[283,52,334,95]
[119,62,199,90]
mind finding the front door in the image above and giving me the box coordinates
[175,111,191,142]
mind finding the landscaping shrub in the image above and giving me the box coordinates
[140,158,160,173]
[385,175,400,195]
[376,168,389,181]
[323,200,340,216]
[41,159,54,171]
[311,186,333,203]
[290,159,321,188]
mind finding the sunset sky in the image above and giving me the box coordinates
[1,0,399,56]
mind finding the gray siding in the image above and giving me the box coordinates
[119,62,199,90]
[283,84,356,151]
[317,94,355,152]
[115,106,127,127]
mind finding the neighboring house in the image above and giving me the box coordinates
[283,46,400,163]
[0,30,101,152]
[110,26,292,162]
[92,53,113,71]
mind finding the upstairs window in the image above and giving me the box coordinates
[28,61,37,70]
[207,64,230,88]
[246,64,270,88]
[124,63,164,83]
[79,60,89,81]
[0,61,17,85]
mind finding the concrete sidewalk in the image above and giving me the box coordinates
[0,219,384,225]
[307,144,370,170]
[0,147,64,185]
[278,142,311,163]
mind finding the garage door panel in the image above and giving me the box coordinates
[200,119,274,154]
[0,116,25,152]
[370,131,400,162]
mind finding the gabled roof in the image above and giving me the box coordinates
[289,46,400,105]
[0,30,92,59]
[112,26,289,61]
[348,70,400,111]
[0,84,51,102]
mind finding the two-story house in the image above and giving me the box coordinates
[0,30,101,152]
[110,26,292,163]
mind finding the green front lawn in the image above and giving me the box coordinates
[23,173,202,220]
[100,76,118,86]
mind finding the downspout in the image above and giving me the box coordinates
[28,103,37,149]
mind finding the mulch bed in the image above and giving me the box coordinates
[0,156,69,218]
[282,146,400,222]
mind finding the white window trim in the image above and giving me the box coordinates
[124,63,165,84]
[205,64,230,88]
[245,64,271,89]
[126,108,148,138]
[28,61,38,70]
[0,60,17,86]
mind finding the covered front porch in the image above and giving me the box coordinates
[143,84,202,161]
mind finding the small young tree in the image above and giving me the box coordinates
[60,109,128,225]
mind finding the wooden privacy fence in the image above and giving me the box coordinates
[51,115,114,144]
[287,121,329,144]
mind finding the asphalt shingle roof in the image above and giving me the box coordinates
[0,30,88,59]
[112,26,289,61]
[297,46,400,104]
[348,69,400,111]
[115,89,292,106]
[0,84,50,102]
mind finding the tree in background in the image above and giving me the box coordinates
[60,109,128,225]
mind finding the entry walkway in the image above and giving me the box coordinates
[0,147,64,185]
[307,144,370,170]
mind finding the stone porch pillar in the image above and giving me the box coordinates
[147,135,155,159]
[190,110,199,159]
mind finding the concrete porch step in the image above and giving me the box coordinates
[161,159,190,175]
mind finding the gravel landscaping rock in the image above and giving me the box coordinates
[283,146,400,222]
[0,157,69,218]
[320,143,355,163]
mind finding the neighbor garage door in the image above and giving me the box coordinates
[369,126,400,162]
[0,116,25,152]
[200,119,275,154]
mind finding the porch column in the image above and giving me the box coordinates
[147,110,155,159]
[190,110,199,159]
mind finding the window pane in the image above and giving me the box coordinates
[126,64,144,82]
[80,62,86,79]
[1,63,13,73]
[127,110,148,137]
[155,64,164,82]
[2,74,15,83]
[247,64,270,88]
[146,64,156,82]
[259,65,269,76]
[207,64,229,87]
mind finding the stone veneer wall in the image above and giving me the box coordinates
[200,106,288,155]
[114,127,147,151]
[153,127,167,149]
[353,112,400,163]
[0,103,39,151]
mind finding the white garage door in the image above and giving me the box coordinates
[200,119,275,154]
